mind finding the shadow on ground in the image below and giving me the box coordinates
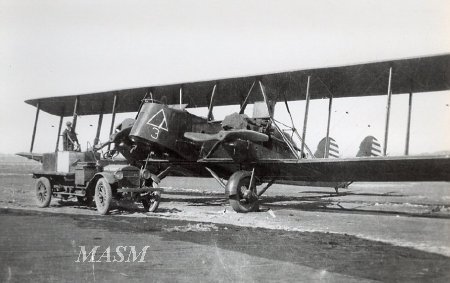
[53,210,450,282]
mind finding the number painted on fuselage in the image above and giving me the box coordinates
[146,109,169,139]
[150,127,160,139]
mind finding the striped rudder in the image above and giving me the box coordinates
[356,136,381,157]
[314,137,340,158]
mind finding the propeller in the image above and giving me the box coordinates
[184,129,269,143]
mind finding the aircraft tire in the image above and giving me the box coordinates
[35,177,52,208]
[94,178,112,215]
[229,174,259,213]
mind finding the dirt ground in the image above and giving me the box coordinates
[1,209,450,282]
[1,171,450,281]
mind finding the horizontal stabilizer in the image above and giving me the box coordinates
[184,130,269,143]
[356,136,381,157]
[16,152,44,163]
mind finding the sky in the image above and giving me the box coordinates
[0,0,449,156]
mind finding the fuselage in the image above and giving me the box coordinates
[127,102,296,180]
[130,102,222,161]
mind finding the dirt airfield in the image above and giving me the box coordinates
[1,172,450,281]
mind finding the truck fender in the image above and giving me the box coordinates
[225,170,252,196]
[86,172,116,196]
[93,172,116,184]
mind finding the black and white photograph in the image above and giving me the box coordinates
[1,0,449,281]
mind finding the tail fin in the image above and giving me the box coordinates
[356,136,381,157]
[314,137,340,158]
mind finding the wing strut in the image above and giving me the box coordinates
[239,81,256,114]
[135,90,152,119]
[207,84,217,121]
[280,94,314,158]
[383,67,393,156]
[55,112,64,152]
[300,76,311,158]
[259,81,299,159]
[29,101,40,153]
[405,92,413,155]
[325,94,333,158]
[314,76,337,158]
[72,96,79,131]
[94,112,103,146]
[107,93,118,151]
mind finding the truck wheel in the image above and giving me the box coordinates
[94,178,112,215]
[142,190,161,212]
[229,174,259,213]
[35,177,52,208]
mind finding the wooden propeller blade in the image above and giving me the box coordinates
[184,129,269,143]
[183,132,222,142]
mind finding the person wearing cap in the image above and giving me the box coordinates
[62,121,80,151]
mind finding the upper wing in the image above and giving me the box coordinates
[26,53,450,116]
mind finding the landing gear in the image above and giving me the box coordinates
[142,190,161,212]
[334,181,353,195]
[140,178,161,212]
[227,171,259,213]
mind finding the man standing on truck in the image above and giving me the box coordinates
[62,121,80,151]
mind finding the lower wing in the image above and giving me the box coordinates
[201,155,450,182]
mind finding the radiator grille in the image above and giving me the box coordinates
[120,169,140,187]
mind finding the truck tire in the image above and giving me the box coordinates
[94,178,112,215]
[35,177,52,208]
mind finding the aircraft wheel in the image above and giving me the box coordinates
[142,190,161,212]
[229,174,259,213]
[35,177,52,208]
[94,178,112,215]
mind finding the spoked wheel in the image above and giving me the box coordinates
[228,172,259,213]
[94,178,112,215]
[142,190,161,212]
[35,177,52,208]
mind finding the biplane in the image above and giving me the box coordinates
[20,53,450,213]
